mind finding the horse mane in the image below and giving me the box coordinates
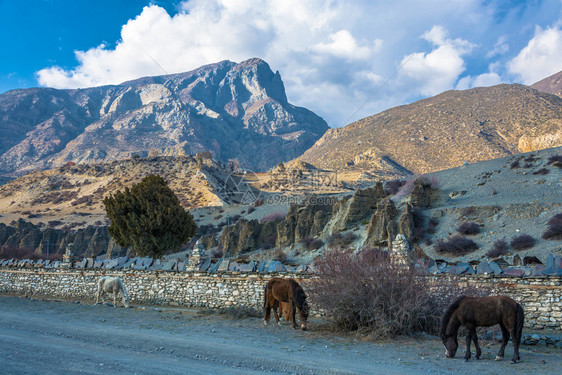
[117,278,129,297]
[291,280,307,309]
[440,295,467,337]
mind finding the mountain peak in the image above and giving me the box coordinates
[0,59,328,176]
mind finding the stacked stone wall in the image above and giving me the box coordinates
[0,268,559,331]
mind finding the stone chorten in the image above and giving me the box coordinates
[187,240,207,271]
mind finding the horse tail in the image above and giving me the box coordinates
[440,295,466,338]
[515,303,524,344]
[263,283,268,310]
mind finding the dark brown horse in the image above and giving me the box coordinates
[263,277,309,330]
[440,295,524,363]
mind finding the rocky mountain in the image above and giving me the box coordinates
[0,58,328,176]
[298,84,562,174]
[532,70,562,98]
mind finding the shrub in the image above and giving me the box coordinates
[434,235,478,255]
[272,248,287,263]
[510,234,535,250]
[510,159,521,169]
[457,221,480,235]
[308,248,475,338]
[384,179,405,195]
[486,239,509,258]
[542,213,562,240]
[300,236,324,250]
[327,232,356,249]
[427,217,439,234]
[532,168,549,175]
[260,211,287,224]
[546,154,562,167]
[103,175,197,258]
[211,249,223,259]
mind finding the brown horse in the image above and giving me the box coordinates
[440,295,524,363]
[263,277,309,330]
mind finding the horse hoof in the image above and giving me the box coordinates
[263,321,268,326]
[495,356,502,361]
[464,358,469,362]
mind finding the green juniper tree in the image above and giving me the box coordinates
[103,175,196,258]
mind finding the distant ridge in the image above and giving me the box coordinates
[532,70,562,98]
[298,83,562,174]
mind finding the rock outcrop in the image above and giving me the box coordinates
[364,198,398,247]
[0,220,126,258]
[333,182,387,231]
[276,197,333,247]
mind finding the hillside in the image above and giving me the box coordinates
[0,58,328,176]
[298,84,562,174]
[532,70,562,98]
[0,155,250,229]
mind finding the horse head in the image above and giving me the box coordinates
[299,299,310,330]
[441,333,458,358]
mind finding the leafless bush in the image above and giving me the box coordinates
[300,236,324,250]
[272,248,287,263]
[510,158,521,169]
[486,239,509,258]
[308,248,457,338]
[260,211,287,224]
[542,213,562,240]
[532,168,549,175]
[546,154,562,167]
[457,221,480,235]
[327,232,356,249]
[384,179,405,195]
[510,234,535,250]
[434,235,478,255]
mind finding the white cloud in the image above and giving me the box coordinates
[397,26,475,96]
[486,35,509,58]
[507,25,562,84]
[456,62,503,90]
[33,0,562,126]
[312,30,382,60]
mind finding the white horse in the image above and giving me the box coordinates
[95,276,130,308]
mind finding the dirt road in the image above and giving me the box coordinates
[0,296,559,375]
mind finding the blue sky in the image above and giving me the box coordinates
[1,0,561,127]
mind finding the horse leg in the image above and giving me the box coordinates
[509,322,521,363]
[496,322,509,360]
[289,299,297,329]
[464,325,475,361]
[273,300,281,325]
[472,334,482,360]
[113,290,118,308]
[263,294,271,326]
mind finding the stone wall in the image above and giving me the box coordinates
[0,267,560,331]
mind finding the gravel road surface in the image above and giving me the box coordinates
[0,296,559,374]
